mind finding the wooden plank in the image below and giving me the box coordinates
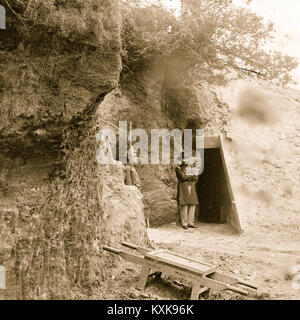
[144,250,216,275]
[206,271,239,285]
[204,136,220,149]
[122,242,151,255]
[103,247,146,266]
[145,251,215,274]
[137,266,151,290]
[119,252,146,265]
[104,246,253,297]
[190,283,201,300]
[208,272,257,290]
[139,259,205,283]
[138,258,248,295]
[162,250,214,268]
[190,283,209,300]
[218,135,243,233]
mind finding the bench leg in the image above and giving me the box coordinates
[190,283,209,300]
[137,266,151,291]
[200,288,210,300]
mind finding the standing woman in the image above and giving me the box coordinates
[176,160,199,229]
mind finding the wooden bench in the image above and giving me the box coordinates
[103,243,257,300]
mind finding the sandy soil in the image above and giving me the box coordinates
[147,222,300,300]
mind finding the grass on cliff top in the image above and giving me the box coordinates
[2,0,121,48]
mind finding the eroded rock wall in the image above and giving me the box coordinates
[0,0,121,148]
[98,57,230,226]
[0,0,148,300]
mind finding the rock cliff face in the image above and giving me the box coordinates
[98,57,230,226]
[0,1,231,299]
[0,0,121,147]
[0,1,147,299]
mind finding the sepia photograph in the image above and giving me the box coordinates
[0,0,299,305]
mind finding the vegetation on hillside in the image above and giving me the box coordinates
[121,0,298,85]
[2,0,297,85]
[0,0,121,50]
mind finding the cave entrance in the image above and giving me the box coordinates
[195,136,243,233]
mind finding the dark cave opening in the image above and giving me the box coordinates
[196,147,232,224]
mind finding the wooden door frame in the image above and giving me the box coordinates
[202,135,243,233]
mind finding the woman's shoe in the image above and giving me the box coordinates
[188,224,197,228]
[182,225,188,230]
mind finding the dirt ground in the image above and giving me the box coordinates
[147,221,300,300]
[96,219,299,300]
[98,81,300,300]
